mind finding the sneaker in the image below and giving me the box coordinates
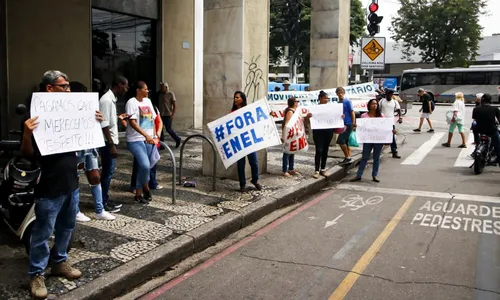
[30,274,47,299]
[50,261,82,280]
[319,170,327,177]
[135,196,149,204]
[239,185,247,193]
[108,200,122,208]
[413,129,421,132]
[372,176,380,183]
[458,144,467,148]
[282,172,291,177]
[95,211,116,221]
[289,170,301,176]
[104,203,121,213]
[144,190,153,201]
[350,176,361,182]
[442,143,451,147]
[312,171,320,179]
[392,153,401,159]
[151,185,164,190]
[428,129,435,133]
[76,212,91,223]
[175,139,182,149]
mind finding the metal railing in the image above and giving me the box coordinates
[178,134,217,191]
[158,141,177,204]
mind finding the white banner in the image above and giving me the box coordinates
[267,82,376,103]
[207,99,281,169]
[283,109,309,154]
[308,103,344,130]
[30,92,105,156]
[356,117,394,144]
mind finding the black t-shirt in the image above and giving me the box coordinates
[21,116,79,198]
[472,105,500,136]
[421,93,431,113]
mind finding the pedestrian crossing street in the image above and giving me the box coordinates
[400,132,476,167]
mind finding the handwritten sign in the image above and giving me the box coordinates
[270,104,310,122]
[356,117,394,144]
[283,109,308,154]
[30,92,105,156]
[308,103,344,130]
[207,99,281,169]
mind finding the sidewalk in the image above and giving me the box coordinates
[0,129,367,299]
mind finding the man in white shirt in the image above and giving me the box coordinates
[378,89,402,159]
[99,76,129,212]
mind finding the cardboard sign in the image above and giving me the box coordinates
[30,92,105,156]
[308,103,344,130]
[283,109,308,154]
[356,117,394,144]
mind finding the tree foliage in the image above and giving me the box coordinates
[391,0,487,67]
[269,0,365,79]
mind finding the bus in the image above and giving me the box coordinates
[400,66,500,104]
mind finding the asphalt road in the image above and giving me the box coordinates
[134,105,500,300]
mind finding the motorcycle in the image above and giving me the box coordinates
[470,127,499,174]
[0,104,73,254]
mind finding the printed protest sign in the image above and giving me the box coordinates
[356,117,394,144]
[267,82,376,103]
[207,99,281,169]
[30,92,105,156]
[283,109,308,154]
[308,103,344,130]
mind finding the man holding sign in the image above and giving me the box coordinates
[21,70,103,299]
[350,99,396,183]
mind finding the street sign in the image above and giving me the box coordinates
[361,37,386,70]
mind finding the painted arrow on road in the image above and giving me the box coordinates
[324,214,344,228]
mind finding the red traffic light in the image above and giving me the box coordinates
[369,3,379,13]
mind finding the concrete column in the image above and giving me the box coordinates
[162,0,195,130]
[309,0,350,90]
[202,0,269,180]
[0,1,7,138]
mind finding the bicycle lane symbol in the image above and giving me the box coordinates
[338,194,384,211]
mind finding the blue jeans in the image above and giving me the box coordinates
[127,141,154,189]
[77,150,104,214]
[282,153,295,173]
[131,158,158,190]
[237,152,259,187]
[99,143,117,205]
[357,143,383,178]
[29,189,79,276]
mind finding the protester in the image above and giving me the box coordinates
[442,92,467,148]
[125,81,158,204]
[378,89,402,159]
[21,70,103,299]
[281,97,311,176]
[99,76,129,212]
[231,91,263,192]
[312,91,336,179]
[336,87,356,164]
[351,99,396,182]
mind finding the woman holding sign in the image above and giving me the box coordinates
[231,91,263,192]
[125,81,159,204]
[351,99,396,182]
[311,91,336,179]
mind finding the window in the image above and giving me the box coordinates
[464,72,487,85]
[91,8,157,107]
[442,72,463,85]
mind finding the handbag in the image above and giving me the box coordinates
[348,131,359,147]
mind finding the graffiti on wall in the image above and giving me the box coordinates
[244,55,266,102]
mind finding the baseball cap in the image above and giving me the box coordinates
[417,88,425,93]
[476,93,484,99]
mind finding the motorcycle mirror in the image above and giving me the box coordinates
[15,104,27,115]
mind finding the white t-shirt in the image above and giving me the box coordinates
[452,100,466,124]
[378,98,401,118]
[99,89,119,145]
[125,97,157,142]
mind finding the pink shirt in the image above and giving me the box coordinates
[361,112,385,118]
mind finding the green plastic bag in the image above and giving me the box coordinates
[348,131,359,147]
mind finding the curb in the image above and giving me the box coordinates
[60,155,362,300]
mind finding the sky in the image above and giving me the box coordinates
[364,0,500,42]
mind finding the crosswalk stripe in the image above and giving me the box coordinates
[454,133,475,167]
[401,132,446,165]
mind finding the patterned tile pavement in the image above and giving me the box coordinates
[0,129,358,299]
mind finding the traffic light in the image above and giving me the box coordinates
[367,1,383,36]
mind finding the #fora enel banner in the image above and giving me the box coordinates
[356,117,394,144]
[207,99,281,169]
[30,92,105,156]
[283,109,308,154]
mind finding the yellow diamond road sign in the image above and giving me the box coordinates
[362,39,384,61]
